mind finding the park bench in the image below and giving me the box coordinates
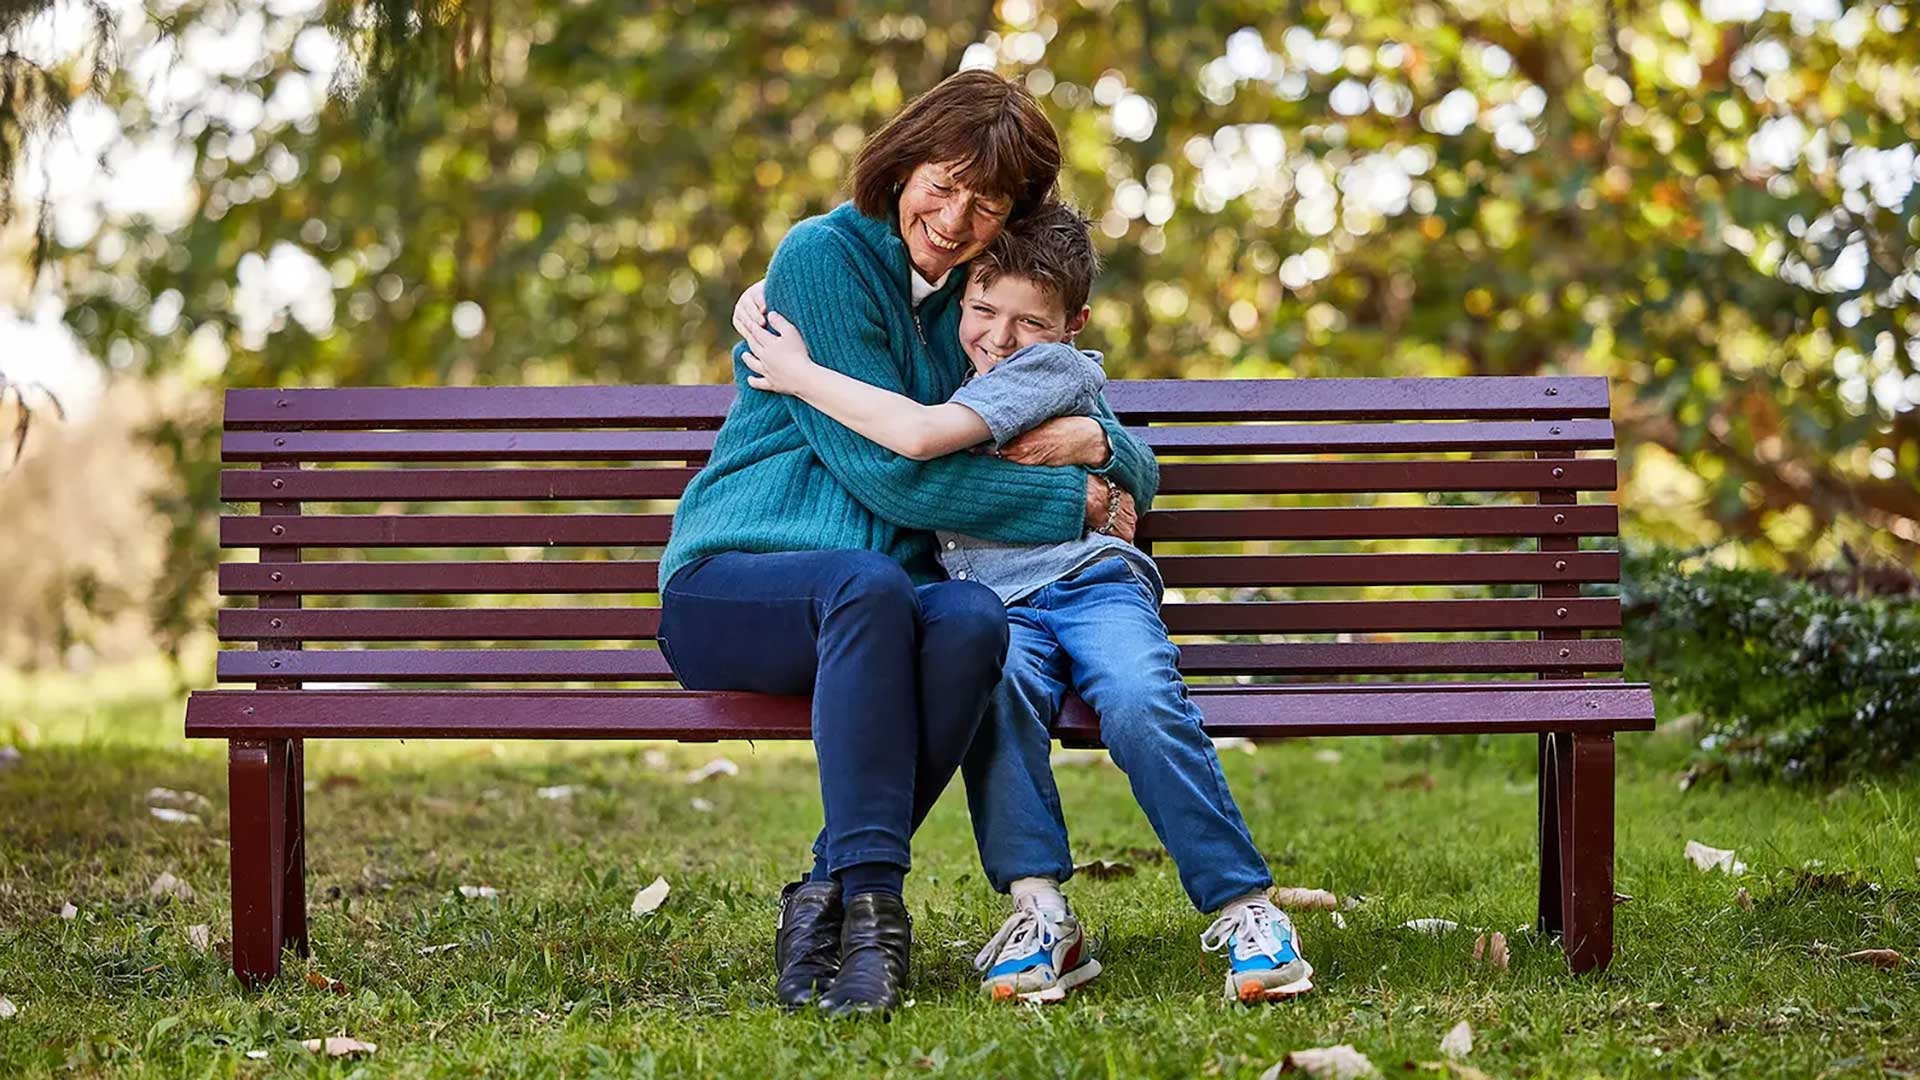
[184,375,1654,987]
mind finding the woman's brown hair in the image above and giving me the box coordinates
[849,70,1061,223]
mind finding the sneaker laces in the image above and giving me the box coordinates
[1201,899,1289,960]
[973,898,1065,973]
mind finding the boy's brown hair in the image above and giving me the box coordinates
[968,200,1100,314]
[850,70,1061,224]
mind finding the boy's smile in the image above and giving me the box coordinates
[959,274,1091,375]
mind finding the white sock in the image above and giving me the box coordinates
[1010,876,1068,916]
[1220,890,1271,918]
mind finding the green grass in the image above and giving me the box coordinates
[2,685,1917,1078]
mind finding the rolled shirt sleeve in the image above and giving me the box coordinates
[948,343,1108,449]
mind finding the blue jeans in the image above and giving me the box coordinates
[961,557,1273,912]
[659,550,1009,876]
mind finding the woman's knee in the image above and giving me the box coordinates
[824,550,917,614]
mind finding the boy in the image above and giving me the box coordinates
[734,201,1313,1005]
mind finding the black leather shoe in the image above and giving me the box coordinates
[817,892,912,1017]
[774,879,843,1009]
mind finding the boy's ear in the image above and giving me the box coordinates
[1064,305,1091,340]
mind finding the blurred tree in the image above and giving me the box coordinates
[3,0,1918,656]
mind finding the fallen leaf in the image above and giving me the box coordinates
[302,1037,377,1057]
[146,787,212,811]
[689,797,715,813]
[1385,772,1436,791]
[536,784,578,800]
[1735,887,1755,912]
[1343,894,1368,911]
[1211,736,1257,755]
[1841,948,1905,969]
[1331,911,1348,929]
[1613,891,1634,905]
[1439,1020,1473,1058]
[685,758,739,784]
[642,749,670,770]
[58,902,77,920]
[187,925,211,953]
[417,943,459,956]
[458,885,499,899]
[304,971,348,995]
[149,872,195,902]
[1684,840,1746,875]
[1312,748,1343,764]
[1472,931,1510,971]
[1270,886,1340,911]
[630,875,671,916]
[1072,858,1135,880]
[1403,918,1460,934]
[1261,1044,1377,1079]
[149,807,201,826]
[0,997,17,1019]
[244,1049,269,1060]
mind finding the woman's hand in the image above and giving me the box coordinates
[737,311,819,396]
[997,416,1112,467]
[1084,476,1138,542]
[732,279,768,337]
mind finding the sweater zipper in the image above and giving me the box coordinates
[912,309,927,346]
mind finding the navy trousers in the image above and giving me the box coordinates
[658,550,1010,878]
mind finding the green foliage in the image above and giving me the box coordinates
[1624,547,1920,782]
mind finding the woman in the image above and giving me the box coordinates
[657,70,1156,1016]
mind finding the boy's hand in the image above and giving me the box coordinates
[738,311,818,396]
[997,416,1110,467]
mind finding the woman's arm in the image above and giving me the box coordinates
[737,311,990,461]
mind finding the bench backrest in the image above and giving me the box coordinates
[215,377,1620,690]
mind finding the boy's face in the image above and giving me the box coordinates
[958,274,1091,374]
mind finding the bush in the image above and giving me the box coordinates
[1622,549,1920,782]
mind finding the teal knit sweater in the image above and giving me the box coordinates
[661,202,1159,588]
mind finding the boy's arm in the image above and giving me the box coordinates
[739,312,990,460]
[947,342,1106,449]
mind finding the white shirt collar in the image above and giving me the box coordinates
[910,268,951,307]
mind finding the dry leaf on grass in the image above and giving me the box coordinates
[1260,1044,1378,1079]
[457,885,499,899]
[689,797,715,813]
[149,807,201,826]
[1331,911,1348,929]
[1072,859,1135,880]
[149,872,195,902]
[1613,892,1634,905]
[146,787,212,811]
[1212,736,1257,755]
[0,998,17,1020]
[302,1037,377,1057]
[244,1050,269,1060]
[1270,887,1340,911]
[304,971,349,996]
[642,749,670,771]
[1472,931,1510,971]
[1403,918,1461,934]
[417,943,459,956]
[58,902,77,920]
[630,876,671,916]
[1312,748,1343,764]
[1735,887,1755,912]
[1841,948,1905,969]
[1439,1020,1473,1058]
[685,758,739,784]
[1684,840,1747,874]
[536,785,577,800]
[187,925,211,953]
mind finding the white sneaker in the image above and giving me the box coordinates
[1201,899,1315,1002]
[973,896,1103,1003]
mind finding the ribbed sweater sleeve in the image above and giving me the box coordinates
[760,225,1090,543]
[1088,397,1160,513]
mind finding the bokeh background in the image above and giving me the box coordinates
[1,0,1916,760]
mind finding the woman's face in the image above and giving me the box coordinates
[896,161,1013,282]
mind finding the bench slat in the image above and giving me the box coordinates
[222,420,1613,463]
[220,505,1616,549]
[223,377,1610,429]
[184,681,1654,740]
[219,458,1619,503]
[217,598,1617,641]
[218,638,1625,683]
[217,551,1620,595]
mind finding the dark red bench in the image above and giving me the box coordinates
[185,376,1654,986]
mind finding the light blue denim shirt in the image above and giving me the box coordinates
[934,343,1166,606]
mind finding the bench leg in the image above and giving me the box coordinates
[1538,732,1616,973]
[228,739,302,986]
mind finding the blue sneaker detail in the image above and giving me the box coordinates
[974,899,1102,1002]
[1203,899,1315,1002]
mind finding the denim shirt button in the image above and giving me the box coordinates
[955,570,969,580]
[945,540,956,550]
